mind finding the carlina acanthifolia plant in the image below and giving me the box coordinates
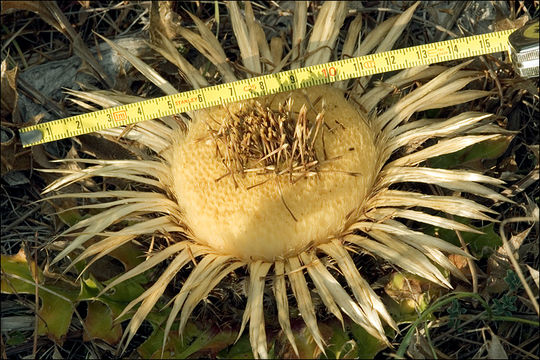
[6,1,532,358]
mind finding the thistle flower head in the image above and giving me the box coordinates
[166,86,378,261]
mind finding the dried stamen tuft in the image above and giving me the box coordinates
[209,97,325,181]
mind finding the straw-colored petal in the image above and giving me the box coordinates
[379,165,505,187]
[389,112,493,146]
[179,13,237,83]
[99,242,194,297]
[336,15,363,89]
[270,37,284,68]
[299,252,344,326]
[286,256,326,353]
[299,251,385,337]
[346,233,451,287]
[245,2,267,70]
[355,2,420,94]
[51,199,179,265]
[56,196,179,235]
[368,189,497,220]
[368,208,483,233]
[150,31,209,89]
[57,194,173,212]
[375,62,476,132]
[178,260,243,336]
[389,135,500,166]
[119,249,193,351]
[380,75,483,133]
[253,23,272,71]
[245,261,271,359]
[376,220,469,281]
[360,66,446,113]
[69,216,182,273]
[66,89,182,142]
[291,1,307,69]
[375,2,419,52]
[341,15,362,60]
[356,15,397,57]
[65,88,128,108]
[416,90,491,112]
[304,1,347,67]
[318,240,395,337]
[40,191,164,204]
[227,1,260,75]
[376,166,511,202]
[43,160,168,193]
[163,254,224,349]
[351,221,472,257]
[96,33,178,95]
[466,124,517,136]
[272,260,298,356]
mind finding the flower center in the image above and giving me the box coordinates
[167,86,379,261]
[211,97,323,182]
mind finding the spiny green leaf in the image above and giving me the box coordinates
[1,250,78,345]
[83,301,122,345]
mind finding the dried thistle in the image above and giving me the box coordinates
[42,2,514,359]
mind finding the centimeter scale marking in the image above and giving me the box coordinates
[19,29,514,147]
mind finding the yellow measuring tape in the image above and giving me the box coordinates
[19,29,517,147]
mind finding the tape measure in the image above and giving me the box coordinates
[19,20,539,148]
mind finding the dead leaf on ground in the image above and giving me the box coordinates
[485,226,532,294]
[494,14,529,31]
[2,1,113,88]
[1,59,21,123]
[149,1,183,41]
[526,265,539,290]
[448,254,471,278]
[486,330,508,359]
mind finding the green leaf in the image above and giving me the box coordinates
[447,299,467,330]
[1,249,78,345]
[218,332,254,359]
[1,250,41,293]
[83,273,149,321]
[6,331,26,346]
[36,286,76,343]
[323,321,353,359]
[79,275,102,300]
[350,324,387,359]
[108,242,145,271]
[492,294,518,316]
[426,217,502,258]
[320,319,388,359]
[57,208,83,227]
[504,270,522,293]
[139,320,236,359]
